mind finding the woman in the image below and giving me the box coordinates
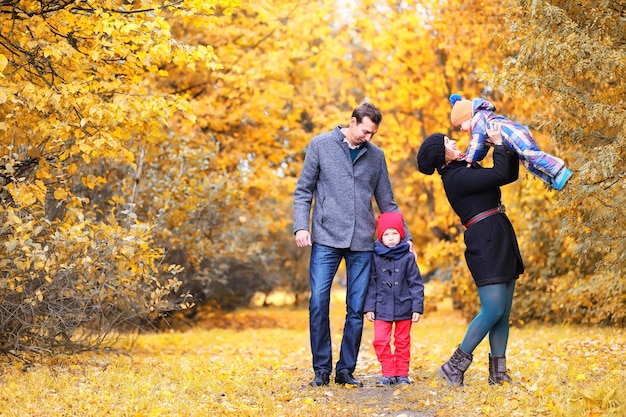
[416,132,524,386]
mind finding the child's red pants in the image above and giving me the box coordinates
[372,319,412,377]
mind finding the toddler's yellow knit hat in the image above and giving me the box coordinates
[450,94,473,127]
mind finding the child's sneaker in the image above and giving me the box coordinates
[395,376,411,385]
[375,376,396,387]
[552,167,573,191]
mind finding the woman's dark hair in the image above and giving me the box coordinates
[352,102,382,125]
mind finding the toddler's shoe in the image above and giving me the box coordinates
[375,376,397,387]
[395,376,411,385]
[552,167,573,191]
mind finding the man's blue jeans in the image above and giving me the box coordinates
[309,243,372,375]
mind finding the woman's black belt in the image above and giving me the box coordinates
[464,205,506,228]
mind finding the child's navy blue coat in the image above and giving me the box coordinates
[364,241,424,321]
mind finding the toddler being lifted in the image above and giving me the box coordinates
[450,94,573,191]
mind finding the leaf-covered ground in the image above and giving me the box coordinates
[0,291,624,417]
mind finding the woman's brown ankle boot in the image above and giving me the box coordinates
[488,354,512,385]
[436,346,473,386]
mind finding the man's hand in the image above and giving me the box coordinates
[408,240,418,262]
[295,230,312,248]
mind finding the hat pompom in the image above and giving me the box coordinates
[449,94,463,106]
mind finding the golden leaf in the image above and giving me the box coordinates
[0,53,7,74]
[54,187,68,201]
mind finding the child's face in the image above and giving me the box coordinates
[381,228,401,247]
[460,119,472,131]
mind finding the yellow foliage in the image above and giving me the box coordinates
[0,0,623,360]
[0,304,624,416]
[0,0,242,351]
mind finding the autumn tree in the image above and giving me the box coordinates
[0,0,240,354]
[0,0,362,340]
[486,0,626,325]
[119,0,353,307]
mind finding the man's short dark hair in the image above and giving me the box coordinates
[352,102,382,125]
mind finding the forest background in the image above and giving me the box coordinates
[0,0,624,356]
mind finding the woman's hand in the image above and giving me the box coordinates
[486,124,503,146]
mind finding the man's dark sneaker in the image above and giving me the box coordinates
[375,376,397,387]
[309,371,330,387]
[335,371,363,387]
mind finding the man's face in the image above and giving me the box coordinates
[346,116,378,147]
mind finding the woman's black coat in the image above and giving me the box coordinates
[440,145,524,287]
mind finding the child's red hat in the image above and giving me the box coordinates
[377,212,405,240]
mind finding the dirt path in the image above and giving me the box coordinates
[337,380,432,417]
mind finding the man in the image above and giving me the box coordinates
[293,102,412,387]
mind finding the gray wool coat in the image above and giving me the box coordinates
[293,126,411,251]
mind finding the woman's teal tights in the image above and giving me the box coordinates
[459,280,516,356]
